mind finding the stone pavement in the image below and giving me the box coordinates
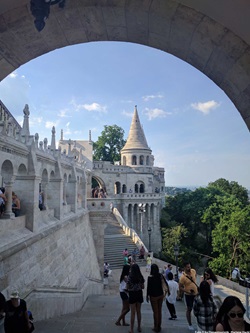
[33,267,248,333]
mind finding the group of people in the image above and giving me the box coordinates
[115,261,177,333]
[0,188,21,217]
[91,186,107,199]
[179,262,250,332]
[0,290,34,333]
[123,246,147,266]
[115,260,250,333]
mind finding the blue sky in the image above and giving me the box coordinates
[0,42,250,189]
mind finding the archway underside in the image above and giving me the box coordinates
[1,1,250,130]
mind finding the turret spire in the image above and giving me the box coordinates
[122,105,150,151]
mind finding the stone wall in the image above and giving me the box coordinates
[0,211,103,320]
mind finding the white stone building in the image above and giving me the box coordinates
[60,106,165,252]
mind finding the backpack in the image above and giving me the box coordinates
[232,268,239,280]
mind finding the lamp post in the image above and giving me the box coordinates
[148,226,152,252]
[174,244,179,281]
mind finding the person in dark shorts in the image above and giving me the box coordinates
[179,262,198,331]
[127,264,145,333]
[115,265,130,326]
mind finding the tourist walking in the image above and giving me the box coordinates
[166,271,179,320]
[115,265,130,326]
[165,264,173,281]
[201,267,218,296]
[146,254,152,272]
[4,290,32,333]
[146,264,164,332]
[215,296,250,332]
[127,263,145,333]
[179,262,198,330]
[193,280,218,331]
[139,246,145,260]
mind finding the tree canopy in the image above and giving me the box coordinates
[161,178,250,277]
[93,125,126,163]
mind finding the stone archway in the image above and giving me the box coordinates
[0,1,250,130]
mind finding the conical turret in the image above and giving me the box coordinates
[121,106,153,167]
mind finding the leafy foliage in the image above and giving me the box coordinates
[161,179,250,277]
[93,125,126,162]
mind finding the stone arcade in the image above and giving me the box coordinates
[0,101,165,319]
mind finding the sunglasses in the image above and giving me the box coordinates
[228,312,244,318]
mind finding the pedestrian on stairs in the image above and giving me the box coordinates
[115,265,130,326]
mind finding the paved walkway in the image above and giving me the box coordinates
[33,267,248,333]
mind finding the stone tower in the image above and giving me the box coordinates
[121,105,154,167]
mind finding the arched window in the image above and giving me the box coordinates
[132,155,137,165]
[139,184,144,193]
[146,156,149,165]
[123,156,126,166]
[140,155,144,165]
[122,184,127,193]
[115,181,121,194]
[135,184,139,193]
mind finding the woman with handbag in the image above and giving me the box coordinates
[146,264,165,333]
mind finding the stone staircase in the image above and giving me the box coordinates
[104,217,143,270]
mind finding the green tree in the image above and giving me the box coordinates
[210,200,250,277]
[161,224,188,262]
[93,125,126,162]
[208,178,249,206]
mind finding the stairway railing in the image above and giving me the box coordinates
[112,207,149,253]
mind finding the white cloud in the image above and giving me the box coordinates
[122,110,133,117]
[30,116,43,127]
[142,94,164,102]
[9,72,18,79]
[144,108,171,120]
[70,99,107,113]
[45,120,59,129]
[191,100,220,115]
[57,109,71,118]
[82,102,107,112]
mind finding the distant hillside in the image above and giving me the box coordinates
[165,186,193,196]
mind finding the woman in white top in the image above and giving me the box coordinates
[202,268,218,296]
[115,265,130,326]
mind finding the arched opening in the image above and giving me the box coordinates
[122,184,127,193]
[115,181,121,194]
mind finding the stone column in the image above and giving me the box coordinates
[3,181,15,219]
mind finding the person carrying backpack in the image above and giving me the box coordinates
[231,267,241,281]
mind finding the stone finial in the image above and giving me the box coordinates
[7,117,14,137]
[89,130,91,142]
[68,139,72,156]
[35,133,39,148]
[44,138,48,150]
[21,104,30,137]
[61,129,63,141]
[51,126,56,150]
[39,141,43,150]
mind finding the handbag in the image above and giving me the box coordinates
[28,320,35,332]
[161,274,169,299]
